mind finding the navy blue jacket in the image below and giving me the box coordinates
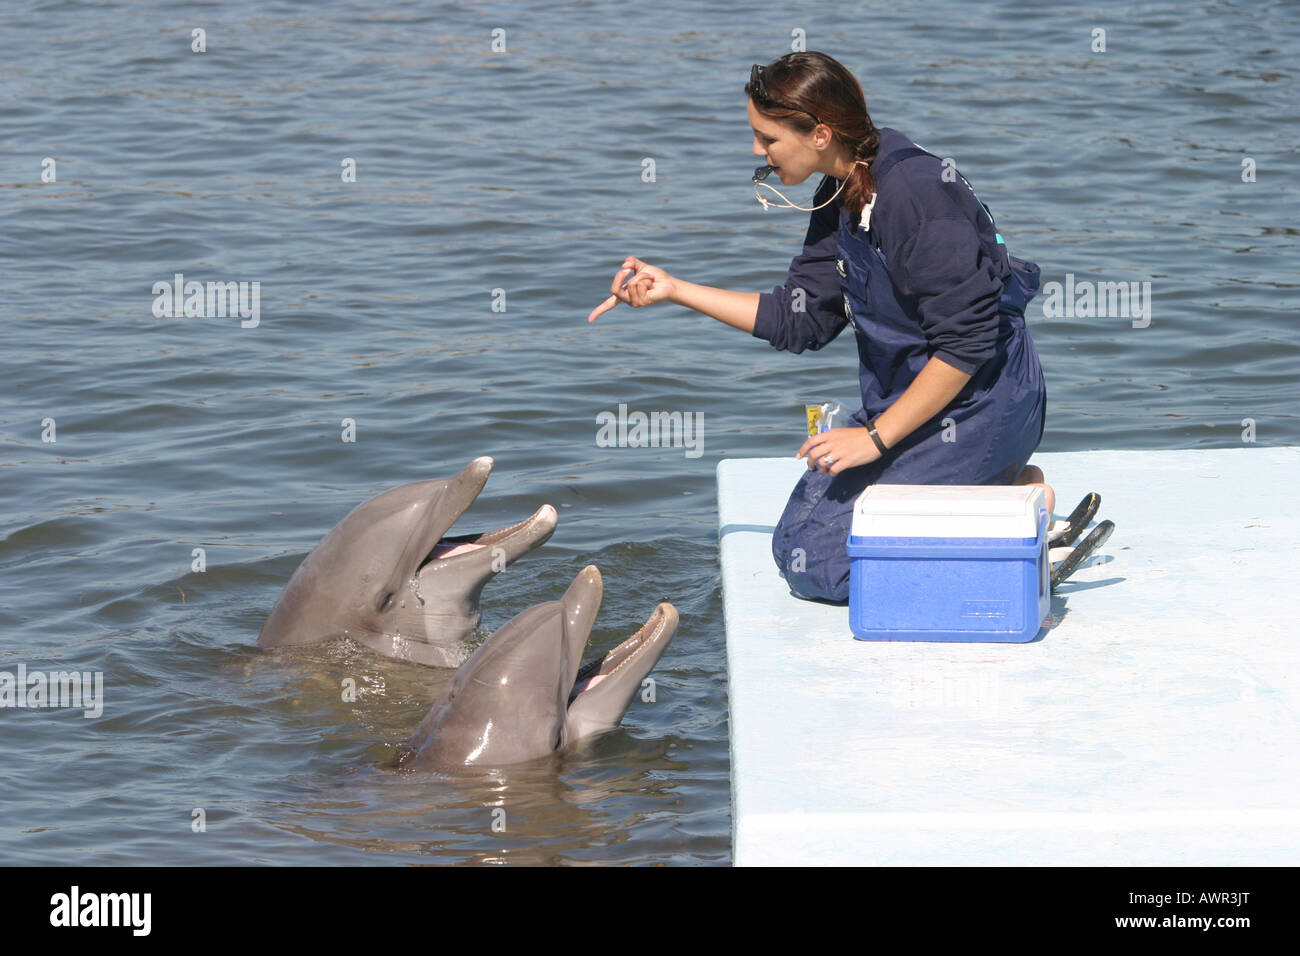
[752,127,1009,376]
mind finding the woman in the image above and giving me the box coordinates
[589,51,1052,603]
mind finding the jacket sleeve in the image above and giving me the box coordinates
[751,177,849,354]
[875,171,1004,376]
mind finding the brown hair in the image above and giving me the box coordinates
[745,51,879,214]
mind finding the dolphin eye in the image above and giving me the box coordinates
[378,592,394,612]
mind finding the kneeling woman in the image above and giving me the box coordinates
[590,50,1052,602]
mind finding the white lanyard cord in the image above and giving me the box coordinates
[752,160,872,213]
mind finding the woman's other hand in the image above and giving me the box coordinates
[587,257,677,322]
[796,426,883,475]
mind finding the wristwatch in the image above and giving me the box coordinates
[867,418,890,455]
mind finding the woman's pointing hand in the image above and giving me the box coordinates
[587,257,676,322]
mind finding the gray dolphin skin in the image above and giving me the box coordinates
[395,565,679,771]
[257,457,557,667]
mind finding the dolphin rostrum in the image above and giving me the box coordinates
[258,457,557,667]
[394,565,678,771]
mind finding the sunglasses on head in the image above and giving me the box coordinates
[746,63,821,126]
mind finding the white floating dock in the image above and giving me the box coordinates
[717,447,1300,866]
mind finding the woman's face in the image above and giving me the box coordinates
[748,99,824,185]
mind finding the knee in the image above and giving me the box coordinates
[770,469,865,603]
[771,521,851,603]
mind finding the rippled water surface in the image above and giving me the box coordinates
[2,0,1297,864]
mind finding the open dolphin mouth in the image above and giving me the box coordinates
[411,455,556,574]
[568,603,677,703]
[423,505,558,563]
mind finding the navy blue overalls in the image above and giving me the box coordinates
[772,146,1047,602]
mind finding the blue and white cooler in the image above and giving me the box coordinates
[846,485,1051,643]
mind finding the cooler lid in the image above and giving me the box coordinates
[850,484,1047,539]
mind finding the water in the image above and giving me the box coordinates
[1,0,1296,865]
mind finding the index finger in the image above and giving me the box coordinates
[587,295,619,323]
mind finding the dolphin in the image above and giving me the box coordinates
[258,457,557,667]
[394,565,678,771]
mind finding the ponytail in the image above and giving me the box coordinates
[844,124,881,214]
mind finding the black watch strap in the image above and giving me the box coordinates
[867,419,890,455]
